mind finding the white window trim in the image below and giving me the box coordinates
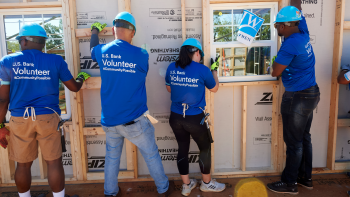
[210,2,278,82]
[0,8,72,121]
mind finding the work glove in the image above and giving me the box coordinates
[91,22,107,32]
[341,64,350,71]
[0,124,10,149]
[271,55,277,65]
[76,72,91,82]
[210,55,221,71]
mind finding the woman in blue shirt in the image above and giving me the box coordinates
[165,38,223,196]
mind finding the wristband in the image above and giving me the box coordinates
[76,75,85,82]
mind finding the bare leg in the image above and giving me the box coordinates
[15,161,33,193]
[202,174,211,183]
[181,174,191,184]
[46,157,65,192]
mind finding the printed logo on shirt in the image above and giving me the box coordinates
[169,70,199,87]
[101,53,137,74]
[12,62,51,80]
[305,42,313,57]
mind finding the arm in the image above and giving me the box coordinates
[290,0,302,10]
[271,62,288,77]
[90,29,100,50]
[338,70,350,85]
[209,70,219,93]
[166,85,171,93]
[62,78,84,92]
[0,85,10,148]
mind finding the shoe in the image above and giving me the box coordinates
[199,179,226,192]
[267,181,298,195]
[158,181,175,197]
[347,191,350,196]
[181,179,197,196]
[297,177,313,190]
[105,187,121,197]
[65,195,79,197]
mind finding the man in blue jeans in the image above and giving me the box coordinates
[267,0,320,195]
[89,12,171,197]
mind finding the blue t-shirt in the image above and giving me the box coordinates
[91,39,149,127]
[0,49,73,116]
[275,15,317,92]
[165,61,216,115]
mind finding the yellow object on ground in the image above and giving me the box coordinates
[234,178,268,197]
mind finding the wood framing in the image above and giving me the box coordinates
[344,21,350,30]
[241,86,247,172]
[181,0,186,42]
[75,27,113,38]
[271,84,279,171]
[210,0,279,3]
[0,2,62,9]
[327,0,345,171]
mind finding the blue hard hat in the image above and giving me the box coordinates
[274,6,302,23]
[113,12,136,35]
[15,23,47,40]
[181,38,204,57]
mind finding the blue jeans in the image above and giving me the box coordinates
[102,115,169,195]
[281,85,320,184]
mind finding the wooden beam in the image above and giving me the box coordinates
[0,2,62,9]
[126,140,134,171]
[0,147,11,183]
[241,86,247,171]
[125,0,131,13]
[232,87,235,167]
[75,27,113,38]
[210,0,278,3]
[38,147,48,179]
[338,119,350,127]
[219,80,279,87]
[68,0,88,180]
[181,0,186,42]
[327,0,345,171]
[87,171,134,180]
[81,77,102,89]
[344,21,350,30]
[271,84,279,171]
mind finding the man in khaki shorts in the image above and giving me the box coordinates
[0,23,90,197]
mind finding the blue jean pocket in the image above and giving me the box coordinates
[124,120,143,138]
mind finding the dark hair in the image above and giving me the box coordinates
[175,45,198,69]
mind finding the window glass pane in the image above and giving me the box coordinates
[44,19,63,38]
[256,25,271,40]
[6,40,20,54]
[4,15,22,40]
[215,46,271,76]
[46,39,65,56]
[24,14,42,23]
[232,9,244,25]
[214,27,232,42]
[253,9,271,24]
[213,10,232,25]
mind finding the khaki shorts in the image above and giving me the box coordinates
[9,113,61,163]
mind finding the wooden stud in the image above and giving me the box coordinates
[68,125,77,179]
[0,2,62,9]
[344,21,350,30]
[75,27,113,38]
[38,147,48,179]
[0,146,12,183]
[232,87,235,167]
[241,86,247,171]
[219,80,279,87]
[337,119,350,127]
[83,126,104,135]
[132,144,138,179]
[271,84,279,171]
[210,0,279,3]
[327,0,345,171]
[81,77,102,89]
[126,140,134,171]
[87,171,134,180]
[181,0,186,42]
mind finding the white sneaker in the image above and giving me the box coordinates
[200,179,226,192]
[181,179,197,196]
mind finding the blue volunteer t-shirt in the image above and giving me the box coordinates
[0,49,73,116]
[275,15,317,92]
[165,61,216,115]
[91,39,149,127]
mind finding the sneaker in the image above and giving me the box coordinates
[199,179,226,192]
[181,179,197,196]
[105,187,121,197]
[347,191,350,196]
[158,181,175,197]
[297,177,313,190]
[267,181,298,195]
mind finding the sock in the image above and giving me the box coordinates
[203,180,211,184]
[18,190,31,197]
[53,188,65,197]
[187,181,191,186]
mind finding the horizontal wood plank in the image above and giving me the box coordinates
[87,171,134,180]
[81,77,101,89]
[75,27,113,38]
[219,80,279,87]
[210,0,278,3]
[345,21,350,30]
[0,2,61,9]
[83,127,104,135]
[338,119,350,127]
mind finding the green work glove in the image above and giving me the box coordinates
[76,72,91,82]
[210,55,221,71]
[271,55,277,65]
[91,22,107,32]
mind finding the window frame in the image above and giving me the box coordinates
[210,2,279,82]
[0,8,72,121]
